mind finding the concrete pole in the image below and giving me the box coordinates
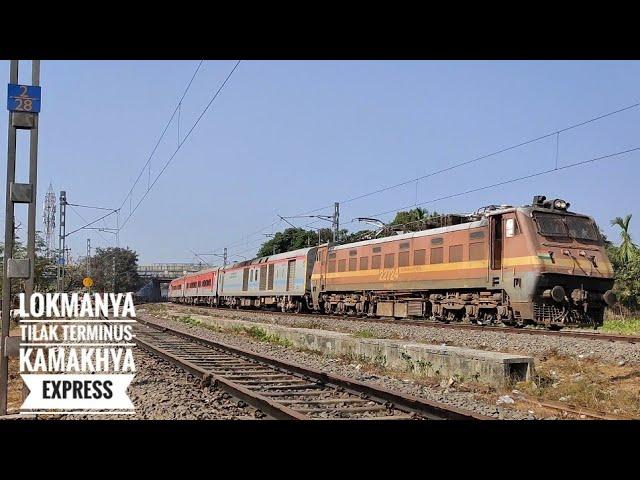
[0,60,19,415]
[25,60,40,300]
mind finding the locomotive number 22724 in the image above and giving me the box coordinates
[378,268,399,281]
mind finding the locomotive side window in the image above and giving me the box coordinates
[469,242,486,260]
[449,245,463,263]
[505,218,519,237]
[430,247,443,264]
[348,257,357,271]
[431,237,443,245]
[398,251,409,267]
[384,253,395,268]
[372,255,381,269]
[469,231,485,240]
[338,259,346,272]
[414,249,426,265]
[359,257,369,270]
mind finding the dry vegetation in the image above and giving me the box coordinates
[511,351,640,418]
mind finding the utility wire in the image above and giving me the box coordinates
[119,60,241,231]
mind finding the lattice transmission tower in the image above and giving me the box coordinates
[42,183,56,258]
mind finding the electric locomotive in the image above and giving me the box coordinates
[170,195,617,329]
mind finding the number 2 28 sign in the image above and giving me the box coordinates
[7,84,41,113]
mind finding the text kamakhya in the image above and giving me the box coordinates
[18,293,136,318]
[21,347,136,373]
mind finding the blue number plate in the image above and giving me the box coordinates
[7,84,41,113]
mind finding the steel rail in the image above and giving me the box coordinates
[133,315,489,420]
[159,302,640,345]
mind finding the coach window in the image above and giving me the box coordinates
[414,249,426,265]
[371,255,381,269]
[359,257,369,270]
[338,259,347,272]
[328,260,336,273]
[398,251,409,267]
[384,253,395,268]
[449,244,463,263]
[430,247,443,264]
[349,257,357,271]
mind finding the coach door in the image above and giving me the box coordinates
[286,260,296,291]
[489,214,503,286]
[242,267,249,291]
[311,246,327,306]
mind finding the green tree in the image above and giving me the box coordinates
[612,256,640,311]
[257,228,335,258]
[388,207,441,232]
[89,247,141,293]
[610,214,638,264]
[0,231,57,294]
[605,219,640,311]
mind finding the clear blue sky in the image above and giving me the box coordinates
[1,60,638,264]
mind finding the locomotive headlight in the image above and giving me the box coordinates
[553,199,568,210]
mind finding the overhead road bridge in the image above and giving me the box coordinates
[136,263,203,301]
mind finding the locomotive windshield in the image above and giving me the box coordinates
[534,212,599,241]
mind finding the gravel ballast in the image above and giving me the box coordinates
[57,348,262,420]
[140,310,540,420]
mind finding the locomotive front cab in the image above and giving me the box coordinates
[518,196,616,328]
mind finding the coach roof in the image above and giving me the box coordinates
[331,217,489,251]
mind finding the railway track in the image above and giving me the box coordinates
[156,303,640,345]
[133,316,489,420]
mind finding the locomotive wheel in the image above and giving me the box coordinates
[295,301,303,314]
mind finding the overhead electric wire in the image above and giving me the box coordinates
[65,209,119,238]
[67,202,118,211]
[208,100,640,255]
[352,146,640,222]
[298,101,640,216]
[118,60,204,213]
[68,205,112,244]
[119,60,241,232]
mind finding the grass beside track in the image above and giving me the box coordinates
[601,318,640,336]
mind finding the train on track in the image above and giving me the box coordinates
[169,195,617,329]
